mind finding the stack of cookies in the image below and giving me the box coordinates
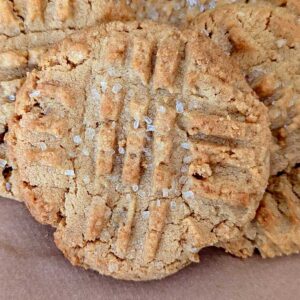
[0,0,299,281]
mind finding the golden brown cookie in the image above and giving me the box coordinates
[0,0,134,81]
[129,0,300,25]
[222,166,300,258]
[8,21,270,280]
[0,0,134,201]
[0,0,225,202]
[189,2,300,257]
[0,1,287,203]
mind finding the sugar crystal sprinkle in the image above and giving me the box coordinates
[133,118,139,129]
[181,142,190,149]
[187,0,198,7]
[65,169,75,177]
[208,0,216,9]
[112,83,122,94]
[158,106,166,113]
[182,190,194,200]
[100,80,107,92]
[39,142,47,151]
[73,135,82,144]
[190,246,200,253]
[170,201,176,210]
[91,87,101,101]
[29,90,40,98]
[83,175,90,184]
[202,28,209,37]
[146,124,155,132]
[5,182,11,191]
[138,190,146,198]
[162,188,169,198]
[68,151,76,158]
[144,116,152,125]
[118,147,125,155]
[86,127,95,139]
[199,4,206,12]
[142,211,150,219]
[7,94,16,101]
[82,148,90,156]
[0,159,7,168]
[176,100,184,113]
[132,184,139,192]
[156,199,161,207]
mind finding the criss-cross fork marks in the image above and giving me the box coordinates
[17,27,269,263]
[1,0,74,35]
[89,31,269,261]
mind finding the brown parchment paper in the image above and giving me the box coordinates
[1,197,300,300]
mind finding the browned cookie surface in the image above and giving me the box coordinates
[222,166,300,258]
[189,2,300,257]
[0,1,290,202]
[8,21,270,280]
[0,0,135,201]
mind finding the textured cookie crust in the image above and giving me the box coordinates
[0,0,134,81]
[222,166,300,258]
[0,0,135,201]
[8,21,270,280]
[189,2,300,257]
[0,0,230,202]
[0,1,289,202]
[130,0,300,25]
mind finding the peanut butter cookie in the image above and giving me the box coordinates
[0,0,134,200]
[189,2,300,257]
[8,22,270,280]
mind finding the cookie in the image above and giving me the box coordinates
[0,0,228,202]
[130,0,300,25]
[189,2,300,257]
[0,0,134,81]
[8,21,270,280]
[222,166,300,258]
[0,0,135,201]
[0,1,286,203]
[0,78,25,199]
